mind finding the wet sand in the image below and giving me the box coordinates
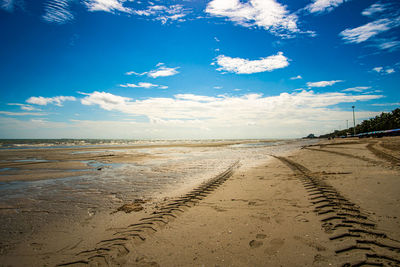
[1,137,400,266]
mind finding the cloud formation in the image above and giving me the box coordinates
[120,82,167,89]
[7,103,38,111]
[0,111,45,116]
[81,91,131,110]
[79,90,382,122]
[376,39,400,51]
[305,0,347,14]
[83,1,191,24]
[290,75,302,80]
[26,96,76,106]
[1,90,384,138]
[340,18,396,44]
[305,0,346,13]
[42,0,74,24]
[133,4,190,24]
[362,3,387,17]
[372,66,396,74]
[372,102,400,106]
[215,52,289,74]
[126,63,179,79]
[205,0,299,37]
[307,80,343,88]
[84,0,131,13]
[148,64,179,78]
[342,86,371,92]
[1,0,16,12]
[125,70,146,76]
[340,3,400,50]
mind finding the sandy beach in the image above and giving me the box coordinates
[1,137,400,266]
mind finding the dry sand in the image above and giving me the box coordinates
[1,137,400,266]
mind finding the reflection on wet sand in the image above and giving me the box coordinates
[0,139,314,258]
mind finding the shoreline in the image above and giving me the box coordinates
[0,139,299,183]
[1,137,399,266]
[0,139,310,262]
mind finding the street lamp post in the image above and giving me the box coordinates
[352,106,356,136]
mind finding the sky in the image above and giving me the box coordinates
[0,0,399,139]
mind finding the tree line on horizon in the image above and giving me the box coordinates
[319,107,400,138]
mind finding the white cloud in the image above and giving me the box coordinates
[42,0,74,24]
[376,39,400,51]
[125,70,147,76]
[120,82,167,89]
[133,4,190,24]
[125,63,179,79]
[373,66,383,73]
[1,0,16,12]
[0,111,46,116]
[30,119,48,124]
[306,80,343,88]
[205,0,299,37]
[7,103,39,111]
[79,90,382,121]
[372,102,400,106]
[215,52,289,74]
[26,96,76,106]
[386,68,395,74]
[148,65,179,78]
[175,94,218,102]
[81,91,131,110]
[340,16,400,44]
[1,90,384,138]
[290,75,302,80]
[342,86,371,92]
[305,0,346,14]
[340,4,400,50]
[362,3,387,17]
[372,66,395,74]
[68,90,383,138]
[84,0,132,13]
[120,82,157,88]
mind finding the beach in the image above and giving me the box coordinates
[0,137,399,266]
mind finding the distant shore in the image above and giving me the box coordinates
[1,137,399,266]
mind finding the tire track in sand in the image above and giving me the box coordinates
[273,156,400,267]
[56,161,240,266]
[366,143,400,166]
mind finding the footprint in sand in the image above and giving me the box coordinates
[249,234,267,248]
[249,240,263,248]
[264,238,285,255]
[256,234,267,239]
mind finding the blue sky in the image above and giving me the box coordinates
[1,0,399,139]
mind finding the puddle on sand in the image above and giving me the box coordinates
[14,158,49,163]
[81,160,124,170]
[0,168,14,172]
